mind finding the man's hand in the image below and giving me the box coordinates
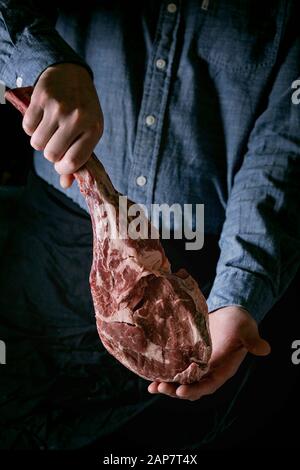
[22,63,103,188]
[148,306,271,401]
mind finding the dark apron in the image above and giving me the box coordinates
[0,171,254,450]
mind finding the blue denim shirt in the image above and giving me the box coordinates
[1,0,299,323]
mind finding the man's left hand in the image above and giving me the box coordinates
[148,306,271,401]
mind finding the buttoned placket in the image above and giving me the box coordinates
[128,1,181,207]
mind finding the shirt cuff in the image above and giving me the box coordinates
[206,268,276,324]
[0,28,93,89]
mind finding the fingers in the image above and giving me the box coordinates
[148,372,225,401]
[54,129,99,175]
[43,121,83,163]
[157,382,179,398]
[176,376,220,401]
[149,348,247,401]
[176,362,234,401]
[30,114,59,151]
[149,375,222,402]
[148,382,159,394]
[176,360,239,401]
[148,381,179,398]
[22,104,43,136]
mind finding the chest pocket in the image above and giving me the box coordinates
[196,0,284,74]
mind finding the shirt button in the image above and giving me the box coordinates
[156,58,166,70]
[136,175,147,187]
[145,115,156,126]
[16,76,23,87]
[167,3,177,13]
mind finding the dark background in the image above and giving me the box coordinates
[0,98,300,453]
[0,102,32,186]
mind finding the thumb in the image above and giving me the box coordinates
[60,174,75,188]
[243,334,271,356]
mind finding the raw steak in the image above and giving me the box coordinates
[6,86,212,384]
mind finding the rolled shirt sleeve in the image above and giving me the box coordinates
[207,10,300,324]
[0,1,92,89]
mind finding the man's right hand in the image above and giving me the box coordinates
[22,63,103,188]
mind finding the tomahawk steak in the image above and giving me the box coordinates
[6,86,212,384]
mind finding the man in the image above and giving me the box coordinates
[0,0,299,449]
